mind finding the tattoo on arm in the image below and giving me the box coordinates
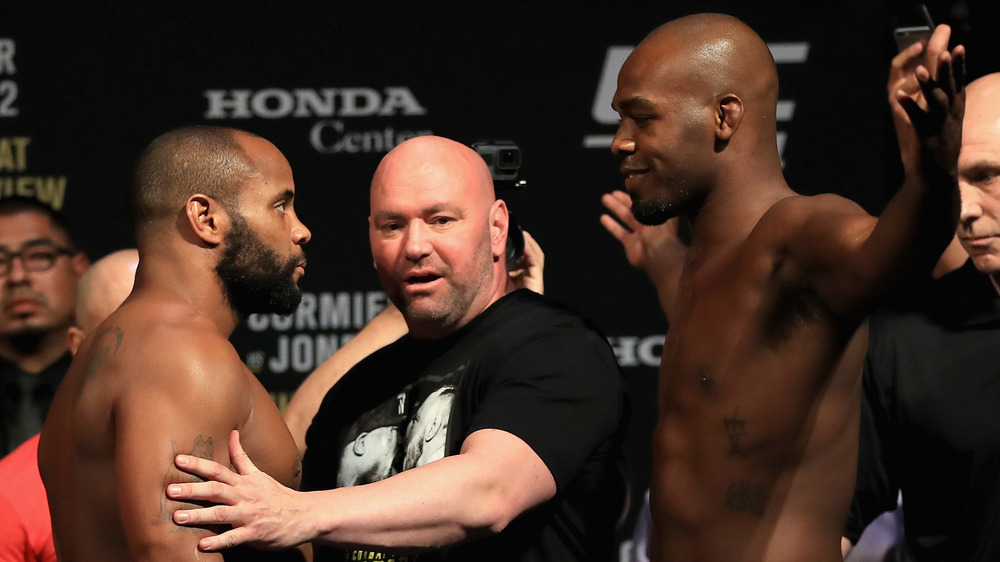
[724,407,748,457]
[151,435,216,529]
[725,480,766,517]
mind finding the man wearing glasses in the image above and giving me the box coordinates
[0,196,89,457]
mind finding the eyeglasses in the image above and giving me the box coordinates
[0,242,76,277]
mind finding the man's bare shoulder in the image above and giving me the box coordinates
[751,193,875,255]
[760,193,871,233]
[106,298,248,395]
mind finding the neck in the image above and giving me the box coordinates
[687,172,792,254]
[132,252,239,338]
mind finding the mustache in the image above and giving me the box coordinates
[2,287,48,305]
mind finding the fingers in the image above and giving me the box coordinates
[197,528,251,552]
[924,24,952,80]
[509,230,545,295]
[520,230,544,269]
[900,46,965,139]
[601,191,639,229]
[889,40,925,75]
[172,501,239,527]
[169,490,254,551]
[228,430,259,475]
[167,477,235,504]
[174,453,241,486]
[951,44,967,93]
[888,40,925,100]
[600,213,632,243]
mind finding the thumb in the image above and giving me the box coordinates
[229,429,258,475]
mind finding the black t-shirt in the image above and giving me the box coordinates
[846,261,1000,560]
[302,289,627,561]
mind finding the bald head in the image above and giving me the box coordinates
[371,136,496,210]
[965,73,1000,138]
[73,249,139,334]
[67,249,138,354]
[637,14,779,130]
[129,126,262,232]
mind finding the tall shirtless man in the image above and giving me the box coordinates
[609,14,964,560]
[38,126,310,561]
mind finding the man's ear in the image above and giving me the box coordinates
[368,216,380,272]
[185,194,227,246]
[490,199,510,260]
[67,326,84,356]
[715,93,744,150]
[70,253,90,277]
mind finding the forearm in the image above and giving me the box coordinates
[304,454,527,551]
[868,166,959,284]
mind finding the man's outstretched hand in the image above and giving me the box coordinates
[168,430,311,551]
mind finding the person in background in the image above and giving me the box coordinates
[0,247,138,562]
[0,196,89,456]
[844,72,1000,561]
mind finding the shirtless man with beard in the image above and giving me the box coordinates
[38,126,310,561]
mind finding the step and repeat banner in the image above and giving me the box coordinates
[1,0,984,551]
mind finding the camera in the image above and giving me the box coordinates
[473,140,526,189]
[472,140,526,268]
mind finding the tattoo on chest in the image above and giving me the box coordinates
[724,407,748,457]
[725,480,766,517]
[188,434,214,461]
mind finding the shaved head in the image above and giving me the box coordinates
[965,73,1000,125]
[370,136,496,212]
[129,126,262,231]
[73,249,139,333]
[641,13,779,133]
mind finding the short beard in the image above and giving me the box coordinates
[631,197,677,226]
[5,329,48,354]
[216,213,302,318]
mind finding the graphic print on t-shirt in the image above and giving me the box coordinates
[338,364,466,562]
[336,363,465,488]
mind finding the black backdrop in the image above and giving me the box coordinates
[1,1,987,555]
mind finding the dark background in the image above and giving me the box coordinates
[1,1,987,555]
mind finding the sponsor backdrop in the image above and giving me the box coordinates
[0,0,985,555]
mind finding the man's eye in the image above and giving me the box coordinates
[26,250,56,261]
[275,202,287,213]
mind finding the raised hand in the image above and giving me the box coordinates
[889,24,966,175]
[600,190,688,319]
